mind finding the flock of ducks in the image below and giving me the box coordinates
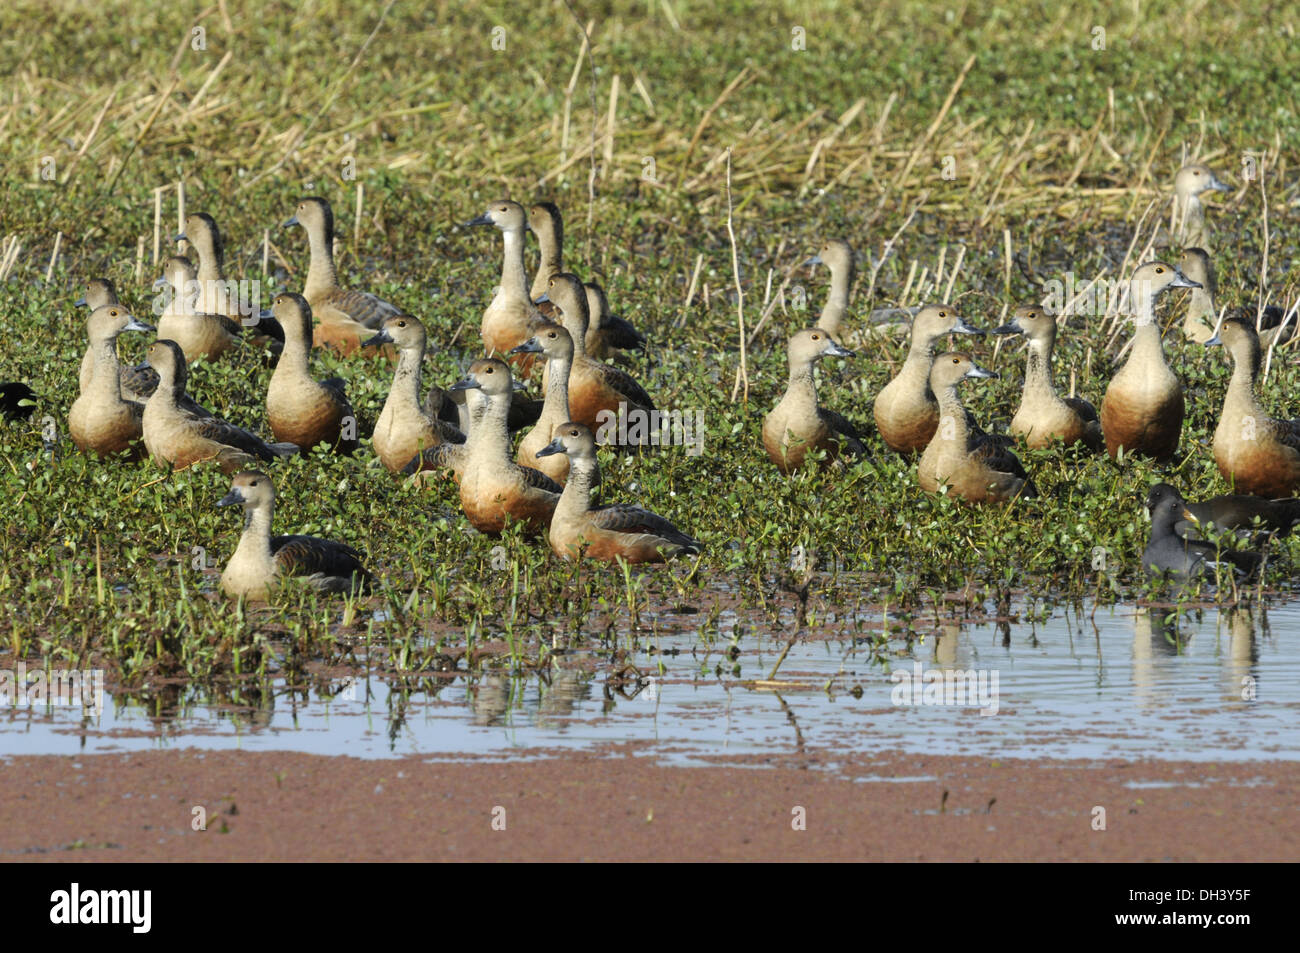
[15,161,1299,598]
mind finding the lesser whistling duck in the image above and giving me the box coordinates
[537,422,701,562]
[69,306,153,458]
[918,352,1036,503]
[363,315,466,475]
[1147,482,1300,543]
[76,278,158,402]
[1143,483,1260,580]
[142,340,296,473]
[217,470,370,599]
[464,199,552,373]
[1172,163,1230,251]
[762,328,865,473]
[583,280,646,360]
[1208,317,1300,498]
[453,357,561,536]
[1100,262,1195,461]
[266,293,359,453]
[991,303,1103,451]
[805,238,855,338]
[529,200,565,315]
[176,212,236,317]
[873,304,984,455]
[0,382,36,421]
[284,197,400,356]
[511,324,576,483]
[537,273,654,438]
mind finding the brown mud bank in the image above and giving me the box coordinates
[2,745,1294,862]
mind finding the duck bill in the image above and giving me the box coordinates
[449,376,480,392]
[1208,175,1231,193]
[965,365,997,380]
[281,215,299,228]
[173,232,187,242]
[990,322,1022,336]
[361,329,394,349]
[534,292,551,304]
[74,295,88,307]
[535,437,565,459]
[952,317,985,335]
[510,339,544,355]
[123,317,155,333]
[216,489,244,508]
[824,342,853,358]
[1169,270,1201,289]
[1203,334,1223,347]
[804,254,823,267]
[462,212,494,228]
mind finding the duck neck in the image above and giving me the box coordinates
[194,238,223,283]
[556,456,596,520]
[541,354,572,424]
[1186,285,1216,326]
[304,219,338,299]
[88,335,125,402]
[1177,194,1207,245]
[935,384,970,444]
[1023,337,1057,402]
[498,227,530,305]
[1225,341,1262,414]
[530,227,562,301]
[471,393,513,465]
[819,263,853,334]
[389,346,424,414]
[1128,319,1167,370]
[233,501,275,568]
[785,357,819,406]
[562,306,590,360]
[277,322,313,378]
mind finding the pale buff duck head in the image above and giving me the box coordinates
[87,304,154,344]
[363,313,427,353]
[536,420,597,464]
[787,327,853,365]
[283,197,334,241]
[145,339,190,391]
[991,303,1056,345]
[1129,261,1200,323]
[805,238,854,275]
[178,212,224,264]
[77,277,119,310]
[912,304,983,347]
[267,291,313,342]
[929,351,997,391]
[1174,163,1231,200]
[510,323,574,363]
[451,356,513,400]
[217,469,276,513]
[1177,247,1215,293]
[464,199,527,233]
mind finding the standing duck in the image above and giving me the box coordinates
[537,422,701,562]
[762,328,865,473]
[1208,317,1300,498]
[806,238,856,338]
[464,200,552,372]
[284,197,400,355]
[511,325,577,483]
[1172,163,1230,251]
[1100,262,1195,461]
[918,353,1035,503]
[69,306,154,458]
[266,293,359,454]
[537,273,655,439]
[991,304,1103,450]
[217,470,370,599]
[453,358,561,536]
[873,304,984,455]
[363,314,465,474]
[142,340,296,472]
[1143,483,1260,580]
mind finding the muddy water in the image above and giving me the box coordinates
[2,600,1297,763]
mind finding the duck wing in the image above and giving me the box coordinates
[271,534,370,590]
[191,414,293,461]
[818,407,868,456]
[519,466,563,495]
[594,362,654,411]
[599,313,647,351]
[325,288,400,329]
[589,503,701,552]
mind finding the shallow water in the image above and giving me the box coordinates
[2,599,1297,763]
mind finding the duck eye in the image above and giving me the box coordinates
[811,333,820,340]
[397,321,406,328]
[110,309,118,316]
[1156,267,1164,273]
[939,311,947,318]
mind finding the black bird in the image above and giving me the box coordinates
[1143,484,1263,580]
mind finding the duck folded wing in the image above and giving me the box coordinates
[971,433,1030,480]
[320,376,351,408]
[326,288,400,329]
[193,415,296,461]
[818,408,868,456]
[122,363,161,400]
[589,504,702,552]
[271,534,370,590]
[1264,418,1300,455]
[401,442,467,476]
[520,466,564,495]
[595,363,654,411]
[424,385,462,428]
[599,313,647,351]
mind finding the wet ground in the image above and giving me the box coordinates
[3,598,1296,764]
